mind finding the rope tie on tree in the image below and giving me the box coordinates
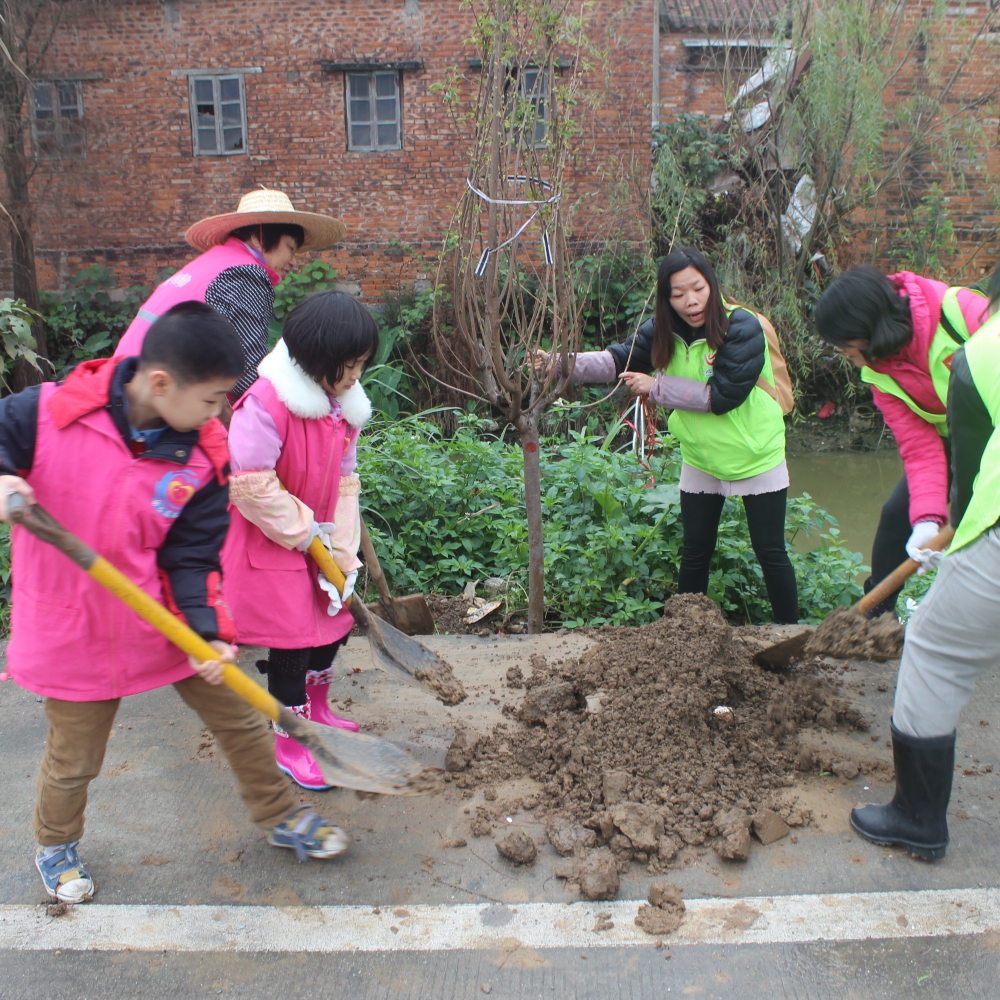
[621,394,660,487]
[467,177,561,276]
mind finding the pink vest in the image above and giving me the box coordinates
[221,377,354,648]
[115,238,280,357]
[8,383,221,701]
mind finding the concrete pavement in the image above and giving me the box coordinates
[2,633,1000,998]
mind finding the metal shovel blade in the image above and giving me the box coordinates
[278,708,441,796]
[351,597,467,706]
[754,629,812,668]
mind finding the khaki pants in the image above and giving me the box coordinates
[34,674,298,846]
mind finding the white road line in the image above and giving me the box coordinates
[0,888,995,953]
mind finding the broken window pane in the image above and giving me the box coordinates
[57,82,80,117]
[190,74,245,156]
[32,81,84,159]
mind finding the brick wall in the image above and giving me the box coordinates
[656,2,1000,282]
[4,0,654,301]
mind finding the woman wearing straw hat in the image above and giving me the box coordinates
[115,189,346,402]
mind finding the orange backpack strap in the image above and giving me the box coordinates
[755,312,795,415]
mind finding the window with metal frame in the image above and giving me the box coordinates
[189,74,247,155]
[346,71,402,151]
[31,80,84,160]
[519,67,548,146]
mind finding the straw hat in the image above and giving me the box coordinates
[184,189,347,252]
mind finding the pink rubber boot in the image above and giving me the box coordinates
[305,668,360,732]
[274,703,333,791]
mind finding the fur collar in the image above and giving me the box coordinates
[257,339,372,427]
[336,379,372,429]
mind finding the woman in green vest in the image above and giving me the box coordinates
[850,268,1000,861]
[814,266,988,616]
[536,247,797,623]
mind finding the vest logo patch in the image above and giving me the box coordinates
[166,272,193,288]
[152,469,200,518]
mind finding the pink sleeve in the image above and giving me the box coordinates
[957,288,990,336]
[872,386,948,526]
[648,374,712,412]
[341,427,358,476]
[228,394,283,472]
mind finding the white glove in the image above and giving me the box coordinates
[318,567,358,615]
[296,520,335,554]
[906,520,944,575]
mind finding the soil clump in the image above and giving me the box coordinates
[804,606,904,661]
[411,659,467,706]
[495,829,537,865]
[451,594,868,872]
[635,880,685,935]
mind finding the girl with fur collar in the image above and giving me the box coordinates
[222,290,376,790]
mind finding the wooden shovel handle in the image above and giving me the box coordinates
[308,536,349,597]
[856,524,954,614]
[359,517,393,606]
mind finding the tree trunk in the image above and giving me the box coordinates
[520,415,545,633]
[2,63,48,392]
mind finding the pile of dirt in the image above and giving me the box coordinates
[425,595,492,635]
[804,606,905,662]
[449,594,868,872]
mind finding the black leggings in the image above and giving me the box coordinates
[867,444,951,618]
[677,489,799,624]
[864,474,912,617]
[258,639,348,707]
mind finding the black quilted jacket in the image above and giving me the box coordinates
[605,307,766,415]
[947,344,995,528]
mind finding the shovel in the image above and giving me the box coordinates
[754,524,955,668]
[7,494,438,796]
[359,517,436,635]
[306,535,466,705]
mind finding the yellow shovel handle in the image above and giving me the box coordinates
[307,536,349,598]
[88,555,283,722]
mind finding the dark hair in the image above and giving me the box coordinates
[987,263,1000,311]
[229,222,305,252]
[651,247,728,369]
[282,290,379,387]
[814,264,913,361]
[139,301,245,385]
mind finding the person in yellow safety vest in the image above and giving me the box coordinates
[849,265,1000,861]
[814,266,989,617]
[534,246,798,624]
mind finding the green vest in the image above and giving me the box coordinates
[950,314,1000,552]
[860,287,984,435]
[666,306,786,481]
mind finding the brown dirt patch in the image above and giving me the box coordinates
[448,594,867,869]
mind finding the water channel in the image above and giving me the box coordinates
[786,449,903,568]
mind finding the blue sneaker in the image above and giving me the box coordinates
[35,842,95,903]
[267,806,349,862]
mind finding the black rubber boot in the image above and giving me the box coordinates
[850,720,955,860]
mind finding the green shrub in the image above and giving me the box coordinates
[40,265,150,376]
[359,412,866,626]
[267,261,341,348]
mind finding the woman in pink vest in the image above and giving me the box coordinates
[814,267,989,616]
[223,290,377,789]
[116,189,345,403]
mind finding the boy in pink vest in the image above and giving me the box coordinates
[223,290,376,789]
[0,302,349,905]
